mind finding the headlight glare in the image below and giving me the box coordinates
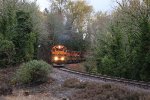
[61,57,65,61]
[54,56,58,61]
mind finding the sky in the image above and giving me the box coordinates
[88,0,118,12]
[29,0,119,12]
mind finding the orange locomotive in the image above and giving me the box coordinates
[51,45,67,65]
[51,45,85,66]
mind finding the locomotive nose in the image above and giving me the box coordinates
[53,56,65,61]
[60,56,65,61]
[54,56,59,61]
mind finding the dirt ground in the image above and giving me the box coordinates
[0,66,76,100]
[0,66,150,100]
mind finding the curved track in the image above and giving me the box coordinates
[58,67,150,89]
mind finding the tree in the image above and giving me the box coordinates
[115,0,150,81]
[90,0,150,81]
[45,0,92,52]
[13,11,36,62]
[65,0,92,33]
[0,0,41,66]
[0,0,17,40]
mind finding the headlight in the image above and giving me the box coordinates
[61,57,65,61]
[54,56,58,61]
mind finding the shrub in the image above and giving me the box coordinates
[15,60,51,84]
[0,40,15,67]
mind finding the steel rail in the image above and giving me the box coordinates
[58,67,150,89]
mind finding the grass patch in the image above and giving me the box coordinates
[71,83,150,100]
[63,78,150,100]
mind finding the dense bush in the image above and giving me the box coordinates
[0,39,15,67]
[15,60,51,84]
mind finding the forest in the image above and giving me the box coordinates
[0,0,150,81]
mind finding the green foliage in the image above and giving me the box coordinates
[91,0,150,81]
[12,10,36,63]
[0,34,4,40]
[0,0,17,40]
[0,39,15,67]
[100,56,115,75]
[0,0,41,66]
[24,32,36,61]
[0,40,15,52]
[15,60,51,84]
[84,54,97,74]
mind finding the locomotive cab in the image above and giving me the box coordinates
[51,45,67,66]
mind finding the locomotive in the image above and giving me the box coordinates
[51,45,85,66]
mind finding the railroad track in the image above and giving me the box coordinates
[58,67,150,89]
